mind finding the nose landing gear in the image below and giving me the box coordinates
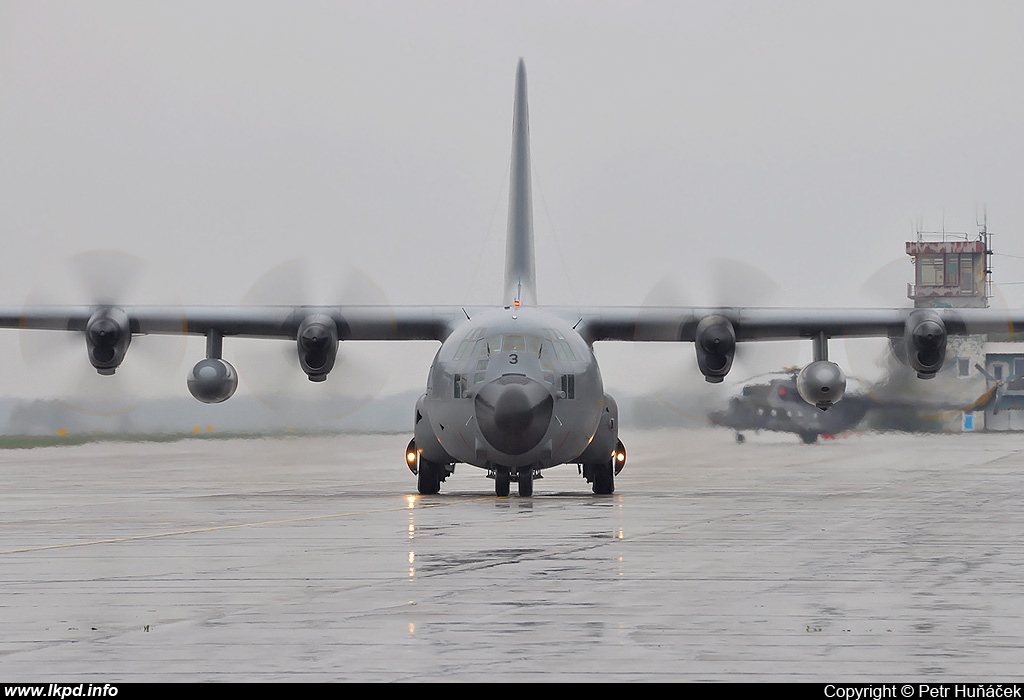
[491,467,538,497]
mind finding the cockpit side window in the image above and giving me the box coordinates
[451,328,488,362]
[542,329,577,361]
[561,374,575,399]
[452,341,471,362]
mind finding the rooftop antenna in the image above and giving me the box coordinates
[979,205,993,301]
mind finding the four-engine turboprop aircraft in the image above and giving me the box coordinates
[2,60,1023,497]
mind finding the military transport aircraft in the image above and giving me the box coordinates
[2,60,1022,497]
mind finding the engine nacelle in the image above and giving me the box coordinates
[86,308,131,375]
[904,310,946,379]
[297,314,338,382]
[797,360,847,411]
[694,315,736,383]
[187,358,238,404]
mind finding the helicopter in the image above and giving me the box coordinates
[708,365,1005,444]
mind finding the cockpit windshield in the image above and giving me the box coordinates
[451,329,577,362]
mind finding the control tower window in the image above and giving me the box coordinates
[917,255,944,286]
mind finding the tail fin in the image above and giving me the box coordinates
[503,59,537,306]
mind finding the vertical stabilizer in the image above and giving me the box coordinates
[504,59,537,306]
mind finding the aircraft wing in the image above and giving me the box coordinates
[3,302,1022,409]
[566,304,1024,407]
[0,304,469,399]
[7,303,1023,350]
[9,303,1020,335]
[0,305,466,341]
[7,303,1024,352]
[567,306,1024,343]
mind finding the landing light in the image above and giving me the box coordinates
[514,299,521,307]
[612,439,627,475]
[405,438,419,474]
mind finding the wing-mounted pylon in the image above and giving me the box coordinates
[794,332,847,411]
[187,331,238,404]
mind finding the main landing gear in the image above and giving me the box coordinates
[417,457,443,494]
[407,438,450,495]
[582,440,626,495]
[583,460,615,495]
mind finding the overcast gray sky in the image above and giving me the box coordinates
[2,1,1023,405]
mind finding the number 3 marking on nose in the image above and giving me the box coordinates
[508,353,518,364]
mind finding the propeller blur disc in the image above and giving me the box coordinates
[631,258,795,426]
[18,250,186,419]
[233,258,392,427]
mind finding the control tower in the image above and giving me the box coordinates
[903,221,992,430]
[905,223,991,309]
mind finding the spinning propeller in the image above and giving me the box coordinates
[19,250,186,416]
[233,258,393,426]
[633,257,794,423]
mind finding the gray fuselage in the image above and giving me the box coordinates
[415,306,611,472]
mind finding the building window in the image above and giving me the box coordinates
[957,357,970,377]
[917,255,944,286]
[959,256,975,294]
[1012,359,1024,391]
[945,255,960,287]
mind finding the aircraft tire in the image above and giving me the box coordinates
[590,461,615,495]
[417,458,442,495]
[495,472,511,497]
[799,432,819,444]
[518,468,533,497]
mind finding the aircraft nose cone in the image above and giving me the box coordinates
[475,375,553,455]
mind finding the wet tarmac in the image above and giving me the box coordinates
[1,428,1023,682]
